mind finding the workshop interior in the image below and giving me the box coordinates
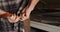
[30,0,60,32]
[0,0,60,32]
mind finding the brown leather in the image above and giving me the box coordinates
[24,18,30,32]
[0,13,12,18]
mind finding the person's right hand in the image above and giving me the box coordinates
[7,14,21,23]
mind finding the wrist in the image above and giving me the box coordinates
[0,13,12,18]
[0,9,7,15]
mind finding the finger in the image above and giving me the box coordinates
[20,14,23,20]
[7,15,13,20]
[9,15,16,21]
[22,7,27,13]
[13,14,17,20]
[22,13,26,20]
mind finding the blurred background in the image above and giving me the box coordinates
[30,0,60,32]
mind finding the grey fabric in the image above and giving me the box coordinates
[0,17,14,32]
[0,0,31,32]
[0,17,24,32]
[0,0,29,15]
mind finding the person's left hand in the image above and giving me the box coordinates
[20,8,31,21]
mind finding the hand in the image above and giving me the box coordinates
[20,0,39,21]
[20,8,31,21]
[7,14,21,23]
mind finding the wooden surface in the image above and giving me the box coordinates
[24,18,30,32]
[30,21,60,32]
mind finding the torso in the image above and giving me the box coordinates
[0,0,31,32]
[0,0,30,15]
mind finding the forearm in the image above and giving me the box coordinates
[20,0,39,20]
[28,0,39,12]
[0,9,7,15]
[26,0,39,16]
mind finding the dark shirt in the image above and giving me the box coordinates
[0,0,31,32]
[0,0,30,15]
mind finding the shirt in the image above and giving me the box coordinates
[0,0,31,32]
[0,0,30,15]
[0,18,24,32]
